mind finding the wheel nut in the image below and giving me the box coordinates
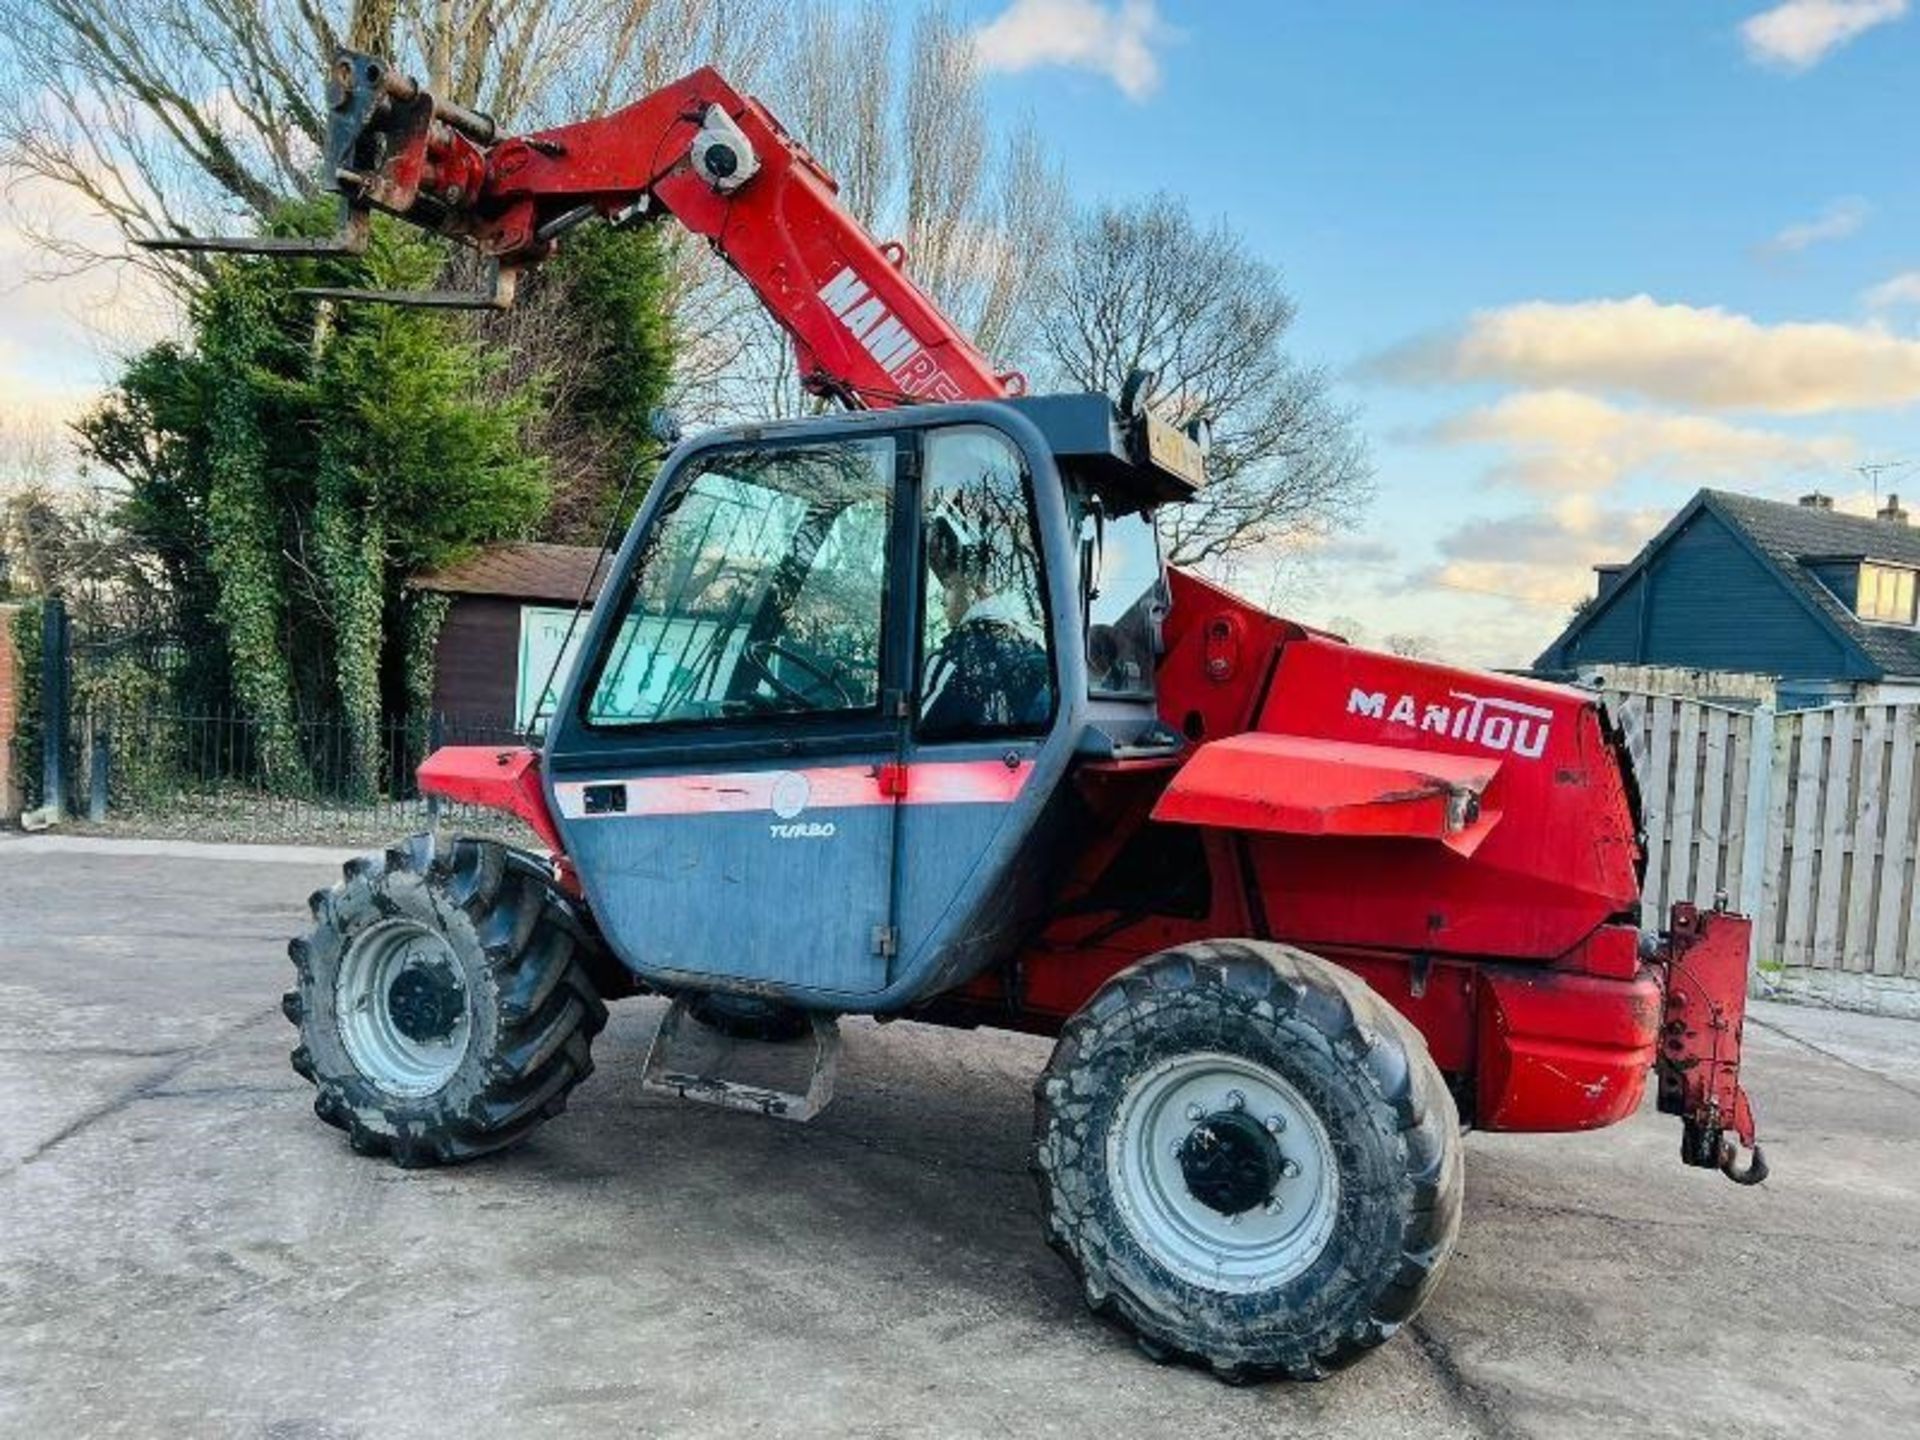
[1264,1114,1285,1135]
[1228,1212,1242,1226]
[1281,1159,1301,1179]
[1185,1102,1204,1121]
[1226,1089,1246,1112]
[1264,1196,1284,1215]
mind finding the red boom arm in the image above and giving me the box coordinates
[327,54,1017,409]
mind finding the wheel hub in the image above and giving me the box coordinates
[1107,1051,1340,1293]
[387,963,465,1045]
[1178,1109,1283,1216]
[334,919,472,1098]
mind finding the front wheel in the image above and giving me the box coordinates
[1033,940,1462,1381]
[283,835,608,1167]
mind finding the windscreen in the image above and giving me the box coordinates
[583,438,894,727]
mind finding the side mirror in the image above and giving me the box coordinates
[648,408,684,447]
[1119,367,1157,419]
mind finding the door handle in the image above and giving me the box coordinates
[582,783,628,815]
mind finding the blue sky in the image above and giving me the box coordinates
[6,1,1918,669]
[967,0,1920,663]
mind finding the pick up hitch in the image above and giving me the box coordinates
[1719,1134,1769,1186]
[1655,901,1769,1186]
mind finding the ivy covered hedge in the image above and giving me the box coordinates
[71,201,673,798]
[8,600,42,810]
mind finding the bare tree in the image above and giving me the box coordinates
[2,0,1058,425]
[1383,633,1439,660]
[0,417,157,623]
[676,1,1066,422]
[0,0,780,291]
[1035,192,1372,569]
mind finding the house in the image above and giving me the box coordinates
[410,542,603,730]
[1535,489,1920,708]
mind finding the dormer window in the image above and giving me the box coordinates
[1858,563,1917,625]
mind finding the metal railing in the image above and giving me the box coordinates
[53,706,537,846]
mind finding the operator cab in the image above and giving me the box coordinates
[1006,393,1199,761]
[541,393,1200,1013]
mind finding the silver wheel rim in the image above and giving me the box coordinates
[1107,1050,1340,1293]
[335,919,471,1098]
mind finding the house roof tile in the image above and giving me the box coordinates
[1703,490,1920,678]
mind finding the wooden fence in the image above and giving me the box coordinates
[1605,689,1920,989]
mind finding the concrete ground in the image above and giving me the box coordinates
[1,837,1916,1440]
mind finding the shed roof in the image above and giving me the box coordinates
[411,543,605,604]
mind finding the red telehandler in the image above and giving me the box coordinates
[145,50,1767,1381]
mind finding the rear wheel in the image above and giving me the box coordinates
[1033,939,1462,1381]
[283,835,608,1167]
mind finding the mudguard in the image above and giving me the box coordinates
[1151,732,1503,856]
[417,746,566,857]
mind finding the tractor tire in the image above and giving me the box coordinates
[685,992,812,1043]
[1033,939,1462,1382]
[283,834,608,1167]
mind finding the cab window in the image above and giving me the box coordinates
[1083,509,1163,699]
[917,426,1054,739]
[584,438,893,727]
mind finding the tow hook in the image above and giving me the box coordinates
[1719,1137,1769,1186]
[1655,902,1770,1188]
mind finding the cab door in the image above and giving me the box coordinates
[545,433,908,998]
[892,424,1061,975]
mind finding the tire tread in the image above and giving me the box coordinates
[284,833,608,1168]
[1033,938,1464,1382]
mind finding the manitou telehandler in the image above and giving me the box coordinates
[145,50,1767,1381]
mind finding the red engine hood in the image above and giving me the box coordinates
[1154,605,1643,964]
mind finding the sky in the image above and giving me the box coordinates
[5,1,1919,668]
[963,0,1920,664]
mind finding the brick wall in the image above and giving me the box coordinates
[0,603,17,820]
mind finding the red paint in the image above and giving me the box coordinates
[1153,733,1501,851]
[1220,637,1641,964]
[392,70,1017,406]
[1475,964,1661,1131]
[551,759,1033,819]
[1654,905,1763,1155]
[417,746,565,856]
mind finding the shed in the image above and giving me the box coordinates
[410,543,604,729]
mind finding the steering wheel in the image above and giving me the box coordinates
[741,638,858,708]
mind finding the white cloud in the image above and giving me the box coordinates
[1864,271,1920,308]
[1368,295,1920,415]
[1428,390,1856,494]
[0,166,177,437]
[1410,499,1671,613]
[1741,0,1907,69]
[1762,196,1870,254]
[971,0,1170,100]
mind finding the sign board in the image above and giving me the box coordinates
[517,605,587,732]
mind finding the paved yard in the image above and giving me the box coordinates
[1,837,1916,1439]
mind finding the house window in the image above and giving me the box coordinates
[1858,563,1918,625]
